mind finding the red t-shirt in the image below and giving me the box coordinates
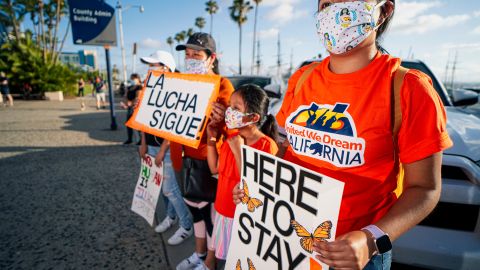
[215,135,278,218]
[276,53,453,236]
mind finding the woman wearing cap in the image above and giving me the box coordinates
[139,51,195,246]
[175,32,235,270]
[232,1,452,269]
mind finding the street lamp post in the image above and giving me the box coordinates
[116,0,144,84]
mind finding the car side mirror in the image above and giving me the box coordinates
[263,84,281,99]
[452,89,479,106]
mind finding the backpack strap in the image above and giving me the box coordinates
[294,62,321,96]
[392,66,408,198]
[392,66,408,136]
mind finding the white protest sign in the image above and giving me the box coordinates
[131,154,163,226]
[225,146,344,270]
[126,71,221,149]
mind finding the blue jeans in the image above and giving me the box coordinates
[147,146,193,229]
[330,251,391,270]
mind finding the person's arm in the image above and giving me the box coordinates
[206,120,221,174]
[155,139,170,167]
[313,153,442,269]
[138,132,147,158]
[227,135,244,175]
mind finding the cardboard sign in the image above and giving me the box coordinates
[225,146,344,270]
[131,154,163,226]
[126,71,221,149]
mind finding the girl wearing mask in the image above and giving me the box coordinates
[234,1,452,269]
[207,84,278,270]
[175,32,235,270]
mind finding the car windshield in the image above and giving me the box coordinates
[227,77,271,91]
[400,61,452,106]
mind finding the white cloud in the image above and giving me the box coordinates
[474,10,480,17]
[442,42,480,51]
[391,1,469,34]
[263,0,308,24]
[140,38,162,49]
[257,27,279,39]
[473,25,480,35]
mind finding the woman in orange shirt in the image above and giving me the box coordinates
[175,32,235,270]
[234,0,452,269]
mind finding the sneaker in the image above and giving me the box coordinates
[155,216,177,233]
[176,252,202,270]
[123,140,133,145]
[168,226,193,245]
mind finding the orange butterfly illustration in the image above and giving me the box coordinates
[235,258,256,270]
[291,220,332,253]
[240,179,263,212]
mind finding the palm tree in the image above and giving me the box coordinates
[195,17,206,32]
[166,37,174,54]
[186,28,194,38]
[174,31,187,69]
[229,0,253,75]
[205,0,218,35]
[251,0,262,74]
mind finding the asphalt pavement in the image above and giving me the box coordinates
[0,98,194,270]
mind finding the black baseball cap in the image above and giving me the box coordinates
[176,32,216,54]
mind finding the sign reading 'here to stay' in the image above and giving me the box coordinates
[225,146,344,270]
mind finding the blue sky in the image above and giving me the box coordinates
[54,0,480,83]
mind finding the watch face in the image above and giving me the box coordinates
[376,235,393,254]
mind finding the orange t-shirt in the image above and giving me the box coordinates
[215,134,278,218]
[276,53,453,237]
[183,77,235,160]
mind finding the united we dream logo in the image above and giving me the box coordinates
[285,102,365,168]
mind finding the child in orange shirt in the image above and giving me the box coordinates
[206,84,278,270]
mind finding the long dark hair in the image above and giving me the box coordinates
[235,84,278,142]
[206,51,220,74]
[376,0,395,50]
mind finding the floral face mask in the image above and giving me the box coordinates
[225,107,258,129]
[316,0,386,54]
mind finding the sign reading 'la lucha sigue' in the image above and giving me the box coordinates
[127,70,220,149]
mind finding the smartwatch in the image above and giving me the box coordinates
[362,224,392,255]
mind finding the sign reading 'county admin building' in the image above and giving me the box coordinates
[67,0,117,46]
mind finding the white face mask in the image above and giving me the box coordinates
[316,0,386,54]
[184,58,210,74]
[225,107,258,129]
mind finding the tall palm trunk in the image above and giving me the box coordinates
[53,19,70,65]
[6,0,21,40]
[51,0,61,63]
[251,4,258,74]
[38,1,47,61]
[210,14,213,35]
[238,24,242,75]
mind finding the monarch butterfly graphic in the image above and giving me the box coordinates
[291,220,332,253]
[241,179,263,212]
[235,258,256,270]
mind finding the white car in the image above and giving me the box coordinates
[392,60,480,270]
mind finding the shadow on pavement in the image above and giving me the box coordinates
[61,110,132,144]
[0,144,171,269]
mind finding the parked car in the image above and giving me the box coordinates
[226,75,286,115]
[295,58,480,269]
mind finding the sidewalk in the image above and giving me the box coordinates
[0,99,194,269]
